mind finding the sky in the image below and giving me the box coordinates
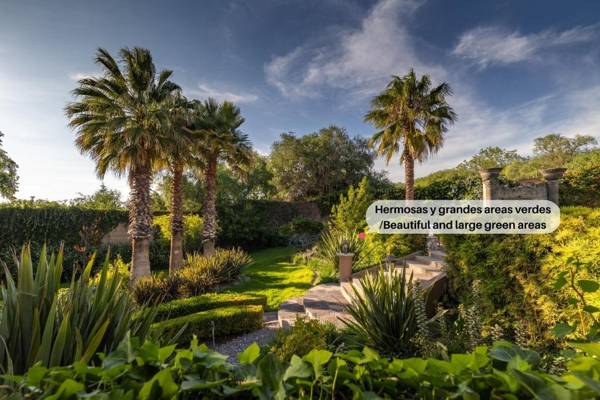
[1,0,600,201]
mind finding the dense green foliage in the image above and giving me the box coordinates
[0,246,154,374]
[442,207,600,347]
[269,126,376,201]
[269,318,338,362]
[3,337,600,399]
[151,305,264,343]
[151,293,267,322]
[0,131,19,200]
[69,184,124,210]
[562,149,600,207]
[414,168,482,200]
[150,214,204,253]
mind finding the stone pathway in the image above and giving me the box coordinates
[278,236,448,328]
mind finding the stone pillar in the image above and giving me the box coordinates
[338,253,354,282]
[542,168,566,205]
[479,168,503,200]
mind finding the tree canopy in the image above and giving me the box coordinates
[0,131,19,200]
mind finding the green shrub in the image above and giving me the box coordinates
[0,245,154,374]
[269,317,338,362]
[342,267,435,357]
[132,274,183,304]
[279,218,323,236]
[441,206,600,346]
[3,338,600,399]
[151,305,263,343]
[153,214,204,253]
[152,293,267,322]
[562,149,600,207]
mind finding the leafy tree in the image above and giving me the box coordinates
[185,99,252,255]
[269,126,374,201]
[0,131,18,200]
[70,184,123,209]
[329,177,371,232]
[65,47,180,280]
[365,69,456,200]
[533,133,597,167]
[458,146,524,171]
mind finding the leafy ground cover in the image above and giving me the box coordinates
[224,247,313,311]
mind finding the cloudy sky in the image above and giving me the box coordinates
[1,0,600,200]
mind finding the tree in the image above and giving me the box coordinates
[458,146,524,171]
[0,131,18,200]
[329,177,371,232]
[70,184,123,209]
[365,69,456,200]
[269,126,375,200]
[66,47,179,280]
[533,133,597,167]
[185,98,252,255]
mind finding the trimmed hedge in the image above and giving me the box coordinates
[151,305,264,342]
[152,293,267,322]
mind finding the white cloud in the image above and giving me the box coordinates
[265,0,444,99]
[187,82,258,103]
[453,24,600,67]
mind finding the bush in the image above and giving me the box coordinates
[269,317,338,362]
[4,338,600,399]
[279,218,324,236]
[562,149,600,207]
[152,293,267,322]
[441,206,600,346]
[153,214,204,253]
[0,245,154,374]
[151,305,264,343]
[132,274,183,304]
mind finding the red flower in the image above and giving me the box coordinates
[358,232,366,240]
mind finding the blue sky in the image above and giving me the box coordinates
[1,0,600,200]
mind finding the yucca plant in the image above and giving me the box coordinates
[0,245,155,374]
[318,228,369,271]
[183,247,251,285]
[341,266,430,357]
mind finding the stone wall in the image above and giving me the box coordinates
[479,167,566,204]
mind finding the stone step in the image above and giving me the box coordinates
[405,261,444,275]
[277,297,305,329]
[429,249,446,258]
[413,255,446,266]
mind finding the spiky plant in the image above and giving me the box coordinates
[0,245,155,374]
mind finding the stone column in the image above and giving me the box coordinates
[338,253,354,282]
[479,168,503,200]
[542,168,566,205]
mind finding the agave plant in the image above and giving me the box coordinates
[318,228,369,271]
[341,266,430,357]
[0,245,155,374]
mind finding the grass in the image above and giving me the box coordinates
[223,247,314,311]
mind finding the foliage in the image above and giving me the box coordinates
[269,126,375,201]
[69,184,124,210]
[0,245,154,374]
[0,131,18,200]
[151,293,267,322]
[414,168,481,199]
[90,254,130,287]
[329,177,371,232]
[224,247,313,311]
[562,149,600,207]
[441,207,600,347]
[153,214,204,253]
[151,305,264,343]
[318,228,369,272]
[533,133,597,167]
[132,248,251,303]
[458,146,524,171]
[279,218,324,237]
[4,338,600,399]
[342,267,432,357]
[269,317,338,362]
[0,205,128,279]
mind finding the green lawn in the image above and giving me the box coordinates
[224,247,313,311]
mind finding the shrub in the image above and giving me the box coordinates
[342,267,435,357]
[269,317,338,362]
[3,338,600,399]
[153,214,204,253]
[151,293,267,322]
[132,274,183,304]
[318,228,369,271]
[150,305,263,343]
[562,149,600,207]
[441,206,600,347]
[279,218,323,236]
[0,245,154,374]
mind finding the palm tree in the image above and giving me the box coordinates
[365,69,456,200]
[186,98,252,255]
[66,47,179,280]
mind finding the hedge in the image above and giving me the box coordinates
[151,293,267,322]
[151,305,264,342]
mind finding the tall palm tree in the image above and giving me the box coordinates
[186,98,252,255]
[365,69,456,200]
[66,47,179,280]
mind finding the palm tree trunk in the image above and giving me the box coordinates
[404,149,415,200]
[128,166,153,281]
[203,155,218,256]
[169,161,184,273]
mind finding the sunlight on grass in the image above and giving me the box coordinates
[224,247,313,311]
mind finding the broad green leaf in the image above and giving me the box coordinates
[583,305,600,313]
[303,349,332,378]
[569,342,600,357]
[553,271,568,289]
[139,369,178,400]
[283,355,312,381]
[577,280,599,293]
[552,322,576,338]
[238,342,260,365]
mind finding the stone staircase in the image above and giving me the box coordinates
[278,236,448,328]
